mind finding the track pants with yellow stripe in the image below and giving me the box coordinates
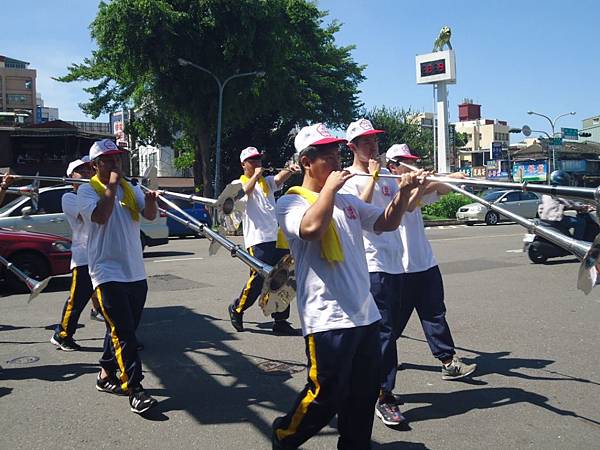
[274,322,381,449]
[233,241,290,320]
[96,280,148,391]
[55,266,94,339]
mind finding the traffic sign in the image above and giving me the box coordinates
[490,141,503,160]
[550,137,563,146]
[561,127,579,140]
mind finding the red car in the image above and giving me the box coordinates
[0,227,72,291]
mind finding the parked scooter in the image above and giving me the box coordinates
[524,210,600,264]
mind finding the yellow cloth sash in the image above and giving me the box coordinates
[240,174,269,197]
[276,186,344,263]
[89,175,139,221]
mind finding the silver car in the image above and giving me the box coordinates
[0,185,169,249]
[456,190,540,225]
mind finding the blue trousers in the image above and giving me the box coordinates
[398,266,455,362]
[369,272,404,394]
[233,241,290,321]
[274,322,381,449]
[96,280,148,392]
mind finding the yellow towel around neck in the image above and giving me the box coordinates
[240,174,269,197]
[89,175,140,221]
[276,186,344,263]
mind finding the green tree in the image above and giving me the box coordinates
[57,0,365,195]
[455,131,469,148]
[361,106,434,165]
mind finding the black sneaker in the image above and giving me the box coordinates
[228,303,244,332]
[50,333,81,352]
[375,395,406,426]
[272,321,301,336]
[96,373,127,396]
[129,385,158,414]
[90,308,105,322]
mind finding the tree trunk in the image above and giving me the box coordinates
[193,127,213,197]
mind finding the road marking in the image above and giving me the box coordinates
[506,249,524,253]
[152,257,205,263]
[430,233,523,242]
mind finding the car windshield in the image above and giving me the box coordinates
[480,191,505,202]
[0,195,26,214]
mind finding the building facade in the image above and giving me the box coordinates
[453,100,510,167]
[581,115,600,144]
[0,56,37,124]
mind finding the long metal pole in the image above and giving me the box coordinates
[214,82,224,194]
[353,172,600,202]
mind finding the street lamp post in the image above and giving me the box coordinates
[178,58,265,193]
[527,110,576,172]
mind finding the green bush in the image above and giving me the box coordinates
[421,192,471,219]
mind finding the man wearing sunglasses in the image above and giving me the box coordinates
[228,146,301,335]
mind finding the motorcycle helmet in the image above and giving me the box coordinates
[549,170,570,186]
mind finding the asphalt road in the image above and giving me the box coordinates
[1,223,599,449]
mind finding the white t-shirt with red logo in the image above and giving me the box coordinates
[276,192,383,336]
[62,191,88,270]
[340,167,405,274]
[238,175,281,249]
[77,183,146,288]
[399,192,439,273]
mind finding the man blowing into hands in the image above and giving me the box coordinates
[77,139,159,414]
[272,124,420,450]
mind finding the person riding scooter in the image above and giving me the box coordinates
[537,170,591,239]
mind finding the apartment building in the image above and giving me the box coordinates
[452,100,510,167]
[0,55,37,124]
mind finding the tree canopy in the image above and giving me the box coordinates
[57,0,365,195]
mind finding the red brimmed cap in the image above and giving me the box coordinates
[89,139,128,160]
[294,123,347,153]
[346,118,384,142]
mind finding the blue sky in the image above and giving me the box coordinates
[3,0,599,140]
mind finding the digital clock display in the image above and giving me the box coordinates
[420,59,446,77]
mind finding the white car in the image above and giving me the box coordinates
[456,189,540,225]
[0,185,169,249]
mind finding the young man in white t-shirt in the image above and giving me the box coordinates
[386,143,476,381]
[339,118,409,426]
[78,139,159,414]
[273,124,418,450]
[51,157,105,352]
[228,146,301,335]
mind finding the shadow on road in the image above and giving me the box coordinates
[401,387,600,426]
[143,250,195,258]
[0,363,98,382]
[138,306,425,447]
[401,335,600,386]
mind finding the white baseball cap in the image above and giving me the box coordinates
[345,118,384,143]
[386,143,419,161]
[89,139,127,160]
[294,123,347,153]
[240,146,262,163]
[66,155,91,176]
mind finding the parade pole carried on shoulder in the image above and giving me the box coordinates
[396,160,600,295]
[139,177,295,315]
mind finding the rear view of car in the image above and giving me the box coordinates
[0,227,72,291]
[166,198,212,237]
